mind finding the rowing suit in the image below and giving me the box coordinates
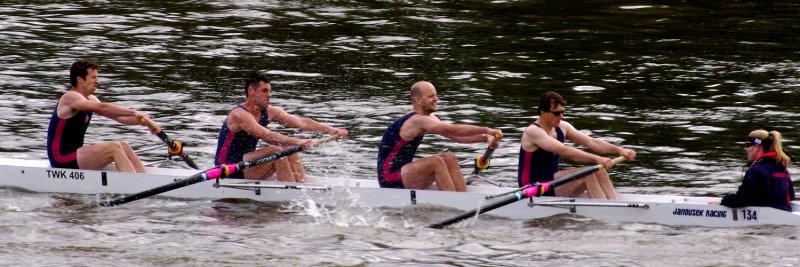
[720,152,795,211]
[214,104,269,179]
[46,102,93,169]
[517,123,564,196]
[377,112,424,188]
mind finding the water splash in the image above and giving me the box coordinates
[284,187,391,228]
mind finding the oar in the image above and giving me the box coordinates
[472,133,501,175]
[81,135,340,210]
[429,156,627,229]
[138,116,199,169]
[466,133,501,185]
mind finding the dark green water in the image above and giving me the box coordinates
[2,1,800,265]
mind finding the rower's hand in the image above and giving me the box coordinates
[135,112,161,134]
[709,201,720,205]
[620,148,636,161]
[599,157,615,169]
[299,139,314,149]
[147,119,161,135]
[487,129,503,149]
[331,128,349,138]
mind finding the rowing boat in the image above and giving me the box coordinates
[1,157,798,227]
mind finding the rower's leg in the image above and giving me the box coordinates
[594,168,618,200]
[119,141,146,173]
[582,174,608,199]
[400,156,456,191]
[553,168,596,198]
[243,147,287,180]
[271,158,296,182]
[439,152,467,192]
[77,142,136,172]
[286,154,306,182]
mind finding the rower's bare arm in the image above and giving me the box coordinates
[272,107,348,137]
[562,121,636,160]
[420,116,499,143]
[232,109,305,147]
[526,125,604,165]
[62,92,142,124]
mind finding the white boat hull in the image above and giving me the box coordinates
[1,157,798,227]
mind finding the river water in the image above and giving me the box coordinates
[2,1,800,266]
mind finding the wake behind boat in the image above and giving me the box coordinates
[1,157,798,228]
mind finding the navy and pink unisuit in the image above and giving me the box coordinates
[377,112,423,188]
[214,105,269,178]
[47,102,93,169]
[517,123,564,196]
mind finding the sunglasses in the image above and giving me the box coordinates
[744,142,756,148]
[550,111,564,116]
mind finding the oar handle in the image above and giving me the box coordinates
[240,134,341,169]
[313,134,341,146]
[488,131,501,148]
[138,115,159,133]
[608,156,628,167]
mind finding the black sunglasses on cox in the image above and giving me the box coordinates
[550,111,564,116]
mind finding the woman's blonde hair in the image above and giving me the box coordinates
[748,129,792,166]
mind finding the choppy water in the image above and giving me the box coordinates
[2,1,800,266]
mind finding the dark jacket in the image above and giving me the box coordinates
[721,152,795,212]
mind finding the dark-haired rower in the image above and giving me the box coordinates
[214,71,348,182]
[47,58,161,173]
[518,91,636,199]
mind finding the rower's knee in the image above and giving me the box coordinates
[439,152,456,162]
[432,155,448,169]
[109,141,126,153]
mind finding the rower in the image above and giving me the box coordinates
[46,58,161,173]
[518,91,636,199]
[376,81,503,192]
[213,71,348,182]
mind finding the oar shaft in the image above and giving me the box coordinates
[471,148,495,175]
[471,133,502,176]
[87,173,209,209]
[429,192,523,229]
[430,156,628,229]
[84,135,340,209]
[140,116,200,169]
[155,131,200,169]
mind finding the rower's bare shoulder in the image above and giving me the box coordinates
[59,90,84,103]
[524,124,546,136]
[558,120,577,133]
